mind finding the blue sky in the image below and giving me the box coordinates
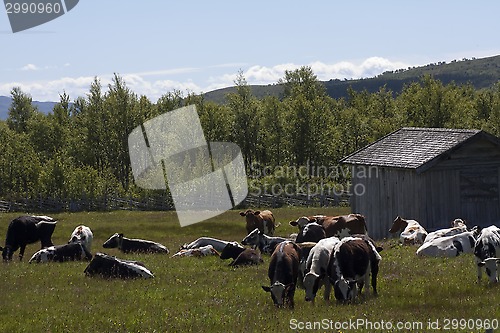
[1,0,500,102]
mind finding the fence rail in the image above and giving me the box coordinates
[0,193,350,213]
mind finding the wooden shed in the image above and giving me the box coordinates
[341,127,500,239]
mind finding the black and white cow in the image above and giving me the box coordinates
[171,245,220,258]
[1,215,57,261]
[29,243,93,263]
[181,237,241,253]
[474,225,500,283]
[84,252,154,278]
[220,242,246,260]
[327,236,381,302]
[68,225,93,252]
[241,228,288,254]
[303,237,340,302]
[261,241,301,308]
[102,233,169,254]
[416,231,476,257]
[295,222,326,243]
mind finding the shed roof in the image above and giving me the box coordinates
[341,127,500,172]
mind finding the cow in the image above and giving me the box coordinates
[295,222,326,243]
[296,242,319,289]
[241,228,287,254]
[303,237,341,302]
[474,225,500,283]
[29,243,93,263]
[84,252,154,278]
[220,242,247,260]
[416,231,476,257]
[289,214,368,239]
[261,241,301,308]
[228,248,263,267]
[1,215,57,261]
[240,209,278,236]
[389,216,428,245]
[327,236,381,302]
[424,221,468,244]
[171,245,220,258]
[103,233,169,254]
[181,237,241,253]
[68,225,93,252]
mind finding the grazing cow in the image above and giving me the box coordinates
[29,243,93,263]
[181,237,241,253]
[389,216,428,245]
[228,248,263,267]
[416,231,476,257]
[241,228,287,254]
[296,242,319,289]
[303,237,341,302]
[171,245,220,258]
[1,215,57,261]
[474,225,500,283]
[68,225,93,251]
[103,233,169,254]
[84,252,154,278]
[295,222,326,243]
[262,241,301,308]
[240,209,278,235]
[327,237,381,302]
[424,221,468,243]
[289,214,367,239]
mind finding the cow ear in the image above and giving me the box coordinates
[289,221,298,226]
[239,211,246,216]
[254,211,261,215]
[262,286,271,292]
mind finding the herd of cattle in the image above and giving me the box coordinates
[1,210,499,309]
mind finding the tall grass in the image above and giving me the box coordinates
[0,208,498,333]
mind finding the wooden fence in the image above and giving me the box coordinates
[0,192,350,213]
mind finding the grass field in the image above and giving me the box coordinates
[0,208,498,333]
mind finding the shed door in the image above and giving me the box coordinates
[460,167,500,226]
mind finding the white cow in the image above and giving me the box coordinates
[389,216,427,245]
[424,222,468,244]
[303,237,340,302]
[68,225,93,252]
[416,231,476,257]
[171,245,220,258]
[181,237,240,253]
[474,225,500,283]
[241,228,288,254]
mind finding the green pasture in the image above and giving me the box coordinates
[0,208,498,333]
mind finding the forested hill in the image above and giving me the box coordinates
[203,55,500,103]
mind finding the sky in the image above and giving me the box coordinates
[1,1,500,102]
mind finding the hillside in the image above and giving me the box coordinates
[0,96,58,120]
[203,55,500,103]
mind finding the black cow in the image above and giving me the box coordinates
[102,233,169,254]
[327,236,381,302]
[29,243,93,263]
[261,241,301,308]
[295,222,326,243]
[1,215,57,261]
[84,253,154,278]
[220,242,246,260]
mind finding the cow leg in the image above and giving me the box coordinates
[371,259,379,295]
[323,277,331,301]
[476,258,483,283]
[19,244,26,261]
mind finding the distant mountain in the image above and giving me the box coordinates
[0,96,58,120]
[203,55,500,103]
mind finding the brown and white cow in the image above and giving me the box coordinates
[240,209,278,236]
[262,241,301,308]
[289,214,368,239]
[389,216,428,245]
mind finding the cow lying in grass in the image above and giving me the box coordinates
[220,243,263,266]
[389,216,427,245]
[84,253,154,278]
[68,225,93,252]
[181,237,241,253]
[103,233,169,254]
[171,245,220,258]
[241,228,287,254]
[416,231,476,257]
[29,243,93,263]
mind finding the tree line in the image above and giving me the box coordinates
[1,68,500,204]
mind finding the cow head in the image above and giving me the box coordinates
[241,228,260,246]
[289,216,314,229]
[451,219,466,228]
[389,216,407,234]
[303,271,322,302]
[2,245,13,261]
[262,281,295,307]
[478,258,500,283]
[333,277,357,301]
[103,233,123,248]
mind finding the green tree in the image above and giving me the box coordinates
[7,87,38,133]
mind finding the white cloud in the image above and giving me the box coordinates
[21,64,39,71]
[1,57,414,102]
